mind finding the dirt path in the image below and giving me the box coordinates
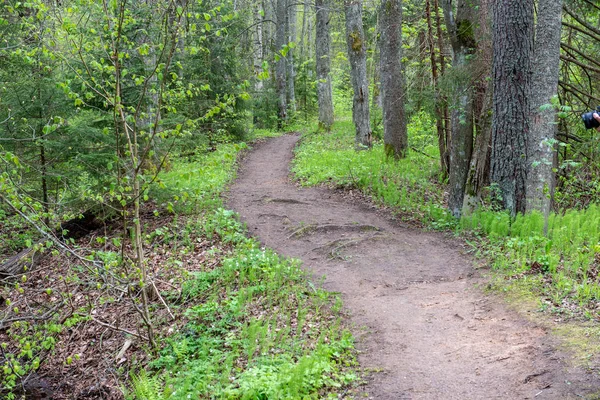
[226,134,600,399]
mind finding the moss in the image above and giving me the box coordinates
[384,143,407,160]
[349,30,362,52]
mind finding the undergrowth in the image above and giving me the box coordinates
[292,113,455,229]
[293,114,600,321]
[128,131,358,398]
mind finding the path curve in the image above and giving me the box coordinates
[227,134,599,399]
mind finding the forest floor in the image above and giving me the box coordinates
[227,133,600,399]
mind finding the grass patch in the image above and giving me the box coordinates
[292,114,455,229]
[129,133,358,399]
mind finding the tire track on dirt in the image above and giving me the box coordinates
[226,133,600,399]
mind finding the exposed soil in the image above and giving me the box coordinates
[226,133,600,399]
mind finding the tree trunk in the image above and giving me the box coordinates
[434,0,450,175]
[463,0,493,212]
[316,0,334,130]
[253,2,264,93]
[526,0,563,217]
[442,0,477,217]
[380,0,407,159]
[491,0,534,215]
[286,1,297,114]
[345,0,371,149]
[425,0,447,173]
[275,0,288,128]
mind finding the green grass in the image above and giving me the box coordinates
[292,114,455,229]
[132,131,358,399]
[292,113,600,320]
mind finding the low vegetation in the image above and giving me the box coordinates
[0,134,358,399]
[293,113,600,325]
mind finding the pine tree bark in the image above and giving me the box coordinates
[316,0,334,130]
[345,0,371,149]
[275,0,288,127]
[441,0,477,217]
[380,0,407,159]
[491,0,534,215]
[526,0,563,216]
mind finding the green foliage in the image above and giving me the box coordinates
[293,115,452,227]
[130,209,357,399]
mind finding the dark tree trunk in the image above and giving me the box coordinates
[442,0,477,217]
[425,0,447,173]
[276,0,288,128]
[526,0,563,217]
[464,0,493,211]
[490,0,534,215]
[345,0,371,149]
[380,0,407,159]
[316,0,334,130]
[434,0,450,175]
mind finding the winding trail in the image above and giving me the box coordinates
[226,134,599,399]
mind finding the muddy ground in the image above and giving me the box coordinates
[226,133,600,399]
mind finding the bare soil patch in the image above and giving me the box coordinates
[226,133,600,399]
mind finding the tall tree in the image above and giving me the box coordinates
[276,0,288,127]
[425,0,447,174]
[490,0,534,215]
[316,0,334,130]
[345,0,371,149]
[441,0,477,217]
[526,0,563,216]
[464,0,493,211]
[253,2,264,93]
[286,1,297,114]
[380,0,407,159]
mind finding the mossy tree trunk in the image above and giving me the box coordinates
[380,0,407,159]
[345,0,372,149]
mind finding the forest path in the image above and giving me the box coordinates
[226,133,599,399]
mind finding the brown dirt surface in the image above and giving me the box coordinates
[226,133,600,400]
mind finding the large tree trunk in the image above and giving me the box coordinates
[380,0,407,159]
[316,0,334,130]
[490,0,533,216]
[442,0,477,217]
[526,0,563,216]
[286,1,297,115]
[345,0,371,149]
[275,0,288,128]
